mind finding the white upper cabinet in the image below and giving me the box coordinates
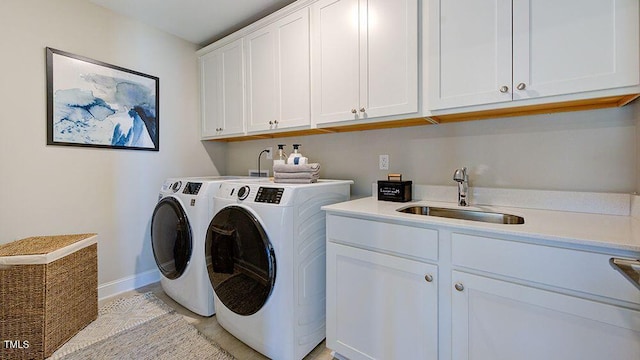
[513,0,639,100]
[311,0,418,125]
[200,38,245,138]
[428,0,513,109]
[246,8,310,133]
[428,0,640,111]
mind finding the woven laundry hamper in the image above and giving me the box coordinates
[0,233,98,360]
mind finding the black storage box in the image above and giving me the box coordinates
[378,179,412,202]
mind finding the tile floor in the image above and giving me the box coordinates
[99,282,335,360]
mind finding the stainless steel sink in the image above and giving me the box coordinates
[397,205,525,225]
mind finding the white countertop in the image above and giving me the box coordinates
[323,196,640,254]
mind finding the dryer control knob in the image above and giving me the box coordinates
[171,181,182,192]
[237,186,250,200]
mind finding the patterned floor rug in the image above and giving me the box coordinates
[49,292,235,360]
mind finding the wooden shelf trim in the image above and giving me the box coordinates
[208,94,639,142]
[217,118,433,142]
[428,94,640,124]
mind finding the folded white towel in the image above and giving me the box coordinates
[273,163,320,173]
[274,172,319,180]
[274,178,318,184]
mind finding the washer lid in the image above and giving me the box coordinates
[151,197,193,280]
[206,206,276,316]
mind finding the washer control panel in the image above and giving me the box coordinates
[216,182,293,205]
[255,187,284,204]
[182,182,202,195]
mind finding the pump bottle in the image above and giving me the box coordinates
[274,144,287,165]
[287,144,308,165]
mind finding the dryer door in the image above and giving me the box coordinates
[151,197,193,280]
[206,205,276,316]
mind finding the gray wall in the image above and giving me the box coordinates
[227,102,640,197]
[0,0,226,289]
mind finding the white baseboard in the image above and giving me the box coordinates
[97,268,161,301]
[331,351,348,360]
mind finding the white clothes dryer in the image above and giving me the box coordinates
[150,176,244,316]
[206,179,352,360]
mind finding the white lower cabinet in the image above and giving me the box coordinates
[450,232,640,360]
[326,214,640,360]
[327,242,438,360]
[451,271,640,360]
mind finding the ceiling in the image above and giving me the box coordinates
[89,0,296,47]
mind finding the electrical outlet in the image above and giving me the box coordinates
[379,155,389,170]
[266,147,273,160]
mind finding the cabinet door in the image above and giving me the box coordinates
[311,0,361,124]
[200,49,223,138]
[364,0,418,119]
[245,26,277,132]
[513,0,640,100]
[451,271,640,360]
[200,39,245,138]
[274,8,311,129]
[246,9,310,133]
[327,243,438,360]
[428,0,513,110]
[218,40,246,136]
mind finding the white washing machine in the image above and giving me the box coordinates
[150,176,244,316]
[206,179,352,360]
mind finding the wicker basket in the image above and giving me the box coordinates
[0,234,98,360]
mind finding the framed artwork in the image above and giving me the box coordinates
[46,47,159,151]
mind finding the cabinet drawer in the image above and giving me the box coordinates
[451,233,640,305]
[327,215,438,262]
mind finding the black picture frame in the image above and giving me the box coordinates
[46,47,159,151]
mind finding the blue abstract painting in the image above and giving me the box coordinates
[46,48,159,151]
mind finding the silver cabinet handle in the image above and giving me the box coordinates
[610,258,640,291]
[351,109,357,114]
[516,83,526,90]
[360,108,366,112]
[424,274,433,283]
[268,121,273,125]
[454,283,464,292]
[499,86,509,93]
[274,120,279,124]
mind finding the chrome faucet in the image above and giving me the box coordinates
[453,167,469,206]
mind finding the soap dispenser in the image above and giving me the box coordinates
[274,144,287,165]
[287,144,308,165]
